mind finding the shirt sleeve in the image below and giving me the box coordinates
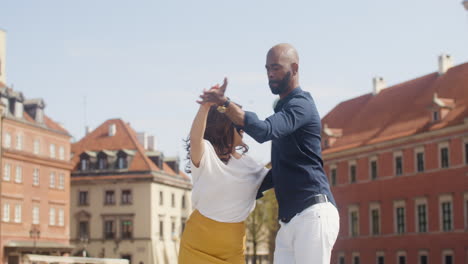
[256,170,273,199]
[190,140,213,182]
[243,97,315,143]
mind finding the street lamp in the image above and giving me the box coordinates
[29,227,40,254]
[463,0,468,11]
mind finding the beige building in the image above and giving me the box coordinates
[70,119,192,264]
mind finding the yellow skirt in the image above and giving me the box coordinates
[178,210,246,264]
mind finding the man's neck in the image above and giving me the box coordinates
[279,84,300,99]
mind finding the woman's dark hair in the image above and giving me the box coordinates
[184,105,248,173]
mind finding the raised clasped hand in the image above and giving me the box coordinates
[196,77,228,106]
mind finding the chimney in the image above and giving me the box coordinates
[438,54,453,75]
[0,29,6,85]
[372,76,386,95]
[148,135,156,151]
[137,132,148,149]
[85,126,91,135]
[108,124,117,136]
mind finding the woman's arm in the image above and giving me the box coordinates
[190,104,211,167]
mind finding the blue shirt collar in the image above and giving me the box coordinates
[275,87,303,112]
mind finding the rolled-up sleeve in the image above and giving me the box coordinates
[244,98,314,143]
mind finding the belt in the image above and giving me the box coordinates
[280,194,329,223]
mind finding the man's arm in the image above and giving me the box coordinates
[256,170,273,199]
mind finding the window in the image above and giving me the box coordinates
[441,201,452,231]
[98,155,107,170]
[2,203,10,222]
[105,190,115,205]
[159,191,163,206]
[3,164,11,181]
[159,219,164,240]
[349,206,359,237]
[121,220,133,239]
[32,206,40,224]
[352,253,360,264]
[440,146,449,168]
[370,159,378,180]
[104,220,115,239]
[338,255,345,264]
[419,252,428,264]
[349,163,356,183]
[58,209,64,226]
[330,165,336,186]
[171,220,176,236]
[50,144,56,159]
[376,253,385,264]
[371,208,380,235]
[80,158,89,171]
[49,208,56,226]
[49,172,55,188]
[58,173,65,189]
[417,203,428,233]
[433,111,439,121]
[465,142,468,165]
[33,168,40,186]
[59,146,65,160]
[171,193,175,208]
[117,155,127,169]
[79,221,89,239]
[121,190,132,204]
[398,255,406,264]
[181,217,187,233]
[395,155,403,176]
[15,134,23,150]
[14,204,21,223]
[416,152,425,172]
[182,195,186,209]
[78,191,89,206]
[4,132,11,148]
[121,255,132,264]
[33,139,40,155]
[442,250,453,264]
[15,166,22,183]
[394,201,406,234]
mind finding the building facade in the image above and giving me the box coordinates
[322,55,468,264]
[70,119,192,264]
[0,31,73,264]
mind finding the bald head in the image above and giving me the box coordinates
[267,43,299,65]
[265,43,300,97]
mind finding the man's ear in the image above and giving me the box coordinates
[292,63,299,76]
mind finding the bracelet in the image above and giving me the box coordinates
[217,97,230,113]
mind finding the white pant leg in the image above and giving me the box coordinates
[293,202,340,264]
[273,220,295,264]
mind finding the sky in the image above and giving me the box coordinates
[1,0,468,166]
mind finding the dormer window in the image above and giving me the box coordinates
[80,159,89,171]
[433,111,439,122]
[117,155,128,169]
[322,124,343,149]
[430,93,455,123]
[98,154,108,170]
[79,151,96,171]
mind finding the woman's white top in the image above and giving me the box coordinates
[190,140,269,223]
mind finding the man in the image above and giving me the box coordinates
[199,43,339,264]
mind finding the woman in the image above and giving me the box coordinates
[178,84,269,264]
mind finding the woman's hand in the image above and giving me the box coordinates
[197,78,229,106]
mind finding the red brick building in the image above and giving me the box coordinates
[0,83,73,264]
[322,55,468,264]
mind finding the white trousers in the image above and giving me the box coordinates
[274,202,340,264]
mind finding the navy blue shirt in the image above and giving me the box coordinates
[243,87,336,221]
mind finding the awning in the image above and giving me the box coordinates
[5,241,74,250]
[24,254,129,264]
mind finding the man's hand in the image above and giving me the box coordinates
[197,77,228,106]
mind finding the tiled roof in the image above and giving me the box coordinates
[71,119,190,181]
[21,111,69,134]
[322,62,468,154]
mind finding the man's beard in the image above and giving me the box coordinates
[269,72,291,95]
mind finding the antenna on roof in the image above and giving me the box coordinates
[83,96,88,135]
